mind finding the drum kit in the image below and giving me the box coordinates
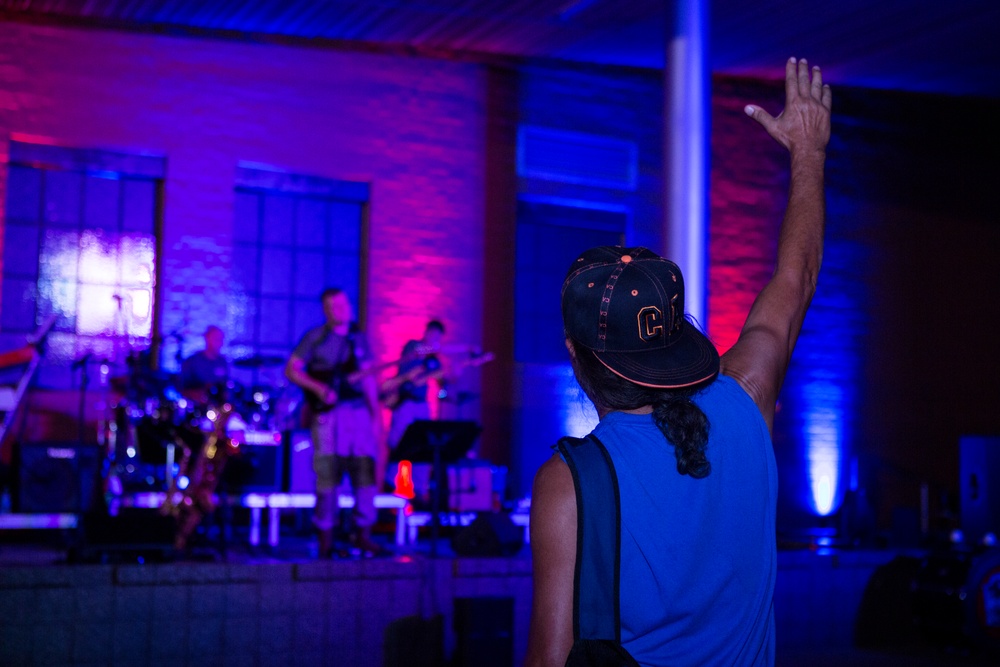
[107,350,289,495]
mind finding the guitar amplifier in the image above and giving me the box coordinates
[225,431,283,493]
[17,442,101,513]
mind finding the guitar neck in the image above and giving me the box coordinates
[382,352,494,392]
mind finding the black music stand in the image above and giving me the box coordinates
[392,420,481,557]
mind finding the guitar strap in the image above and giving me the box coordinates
[337,325,364,400]
[305,323,363,405]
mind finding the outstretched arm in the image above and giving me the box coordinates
[721,57,832,432]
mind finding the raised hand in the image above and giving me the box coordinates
[744,57,832,157]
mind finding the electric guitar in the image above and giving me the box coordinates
[379,351,494,410]
[305,357,403,415]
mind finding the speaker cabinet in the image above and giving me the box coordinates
[960,435,1000,544]
[17,443,100,513]
[451,512,524,557]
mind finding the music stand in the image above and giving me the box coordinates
[392,420,481,557]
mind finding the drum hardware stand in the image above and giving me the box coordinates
[71,352,95,514]
[0,315,56,446]
[168,328,185,369]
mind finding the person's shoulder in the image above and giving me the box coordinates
[533,454,573,499]
[704,373,772,433]
[700,373,754,405]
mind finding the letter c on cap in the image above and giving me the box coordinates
[638,306,664,342]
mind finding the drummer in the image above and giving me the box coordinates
[179,325,230,406]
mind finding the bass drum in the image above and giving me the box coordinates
[964,547,1000,657]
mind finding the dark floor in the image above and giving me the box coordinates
[777,647,999,666]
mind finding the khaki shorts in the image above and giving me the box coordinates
[313,454,375,494]
[311,401,376,457]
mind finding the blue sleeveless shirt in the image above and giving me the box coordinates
[588,374,777,666]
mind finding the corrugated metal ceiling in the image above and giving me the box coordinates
[1,0,997,98]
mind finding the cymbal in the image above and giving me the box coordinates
[233,353,285,368]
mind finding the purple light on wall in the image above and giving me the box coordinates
[801,380,844,516]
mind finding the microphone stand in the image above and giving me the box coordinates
[71,353,92,515]
[72,354,92,448]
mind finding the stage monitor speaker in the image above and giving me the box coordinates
[960,435,1000,544]
[285,429,315,493]
[17,442,100,513]
[451,512,524,557]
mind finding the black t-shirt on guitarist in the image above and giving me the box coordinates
[292,324,371,405]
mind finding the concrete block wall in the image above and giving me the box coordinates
[0,549,898,665]
[0,557,534,666]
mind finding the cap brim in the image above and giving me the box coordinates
[592,325,720,389]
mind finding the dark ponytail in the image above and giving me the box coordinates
[570,337,712,478]
[652,391,711,478]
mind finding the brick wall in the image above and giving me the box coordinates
[0,19,488,443]
[708,74,1000,534]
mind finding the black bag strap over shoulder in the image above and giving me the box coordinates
[556,435,639,666]
[557,434,621,641]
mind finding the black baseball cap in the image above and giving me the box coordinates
[561,246,719,389]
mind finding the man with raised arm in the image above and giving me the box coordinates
[526,58,832,666]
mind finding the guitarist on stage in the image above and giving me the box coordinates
[285,287,384,558]
[382,320,448,498]
[384,319,447,452]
